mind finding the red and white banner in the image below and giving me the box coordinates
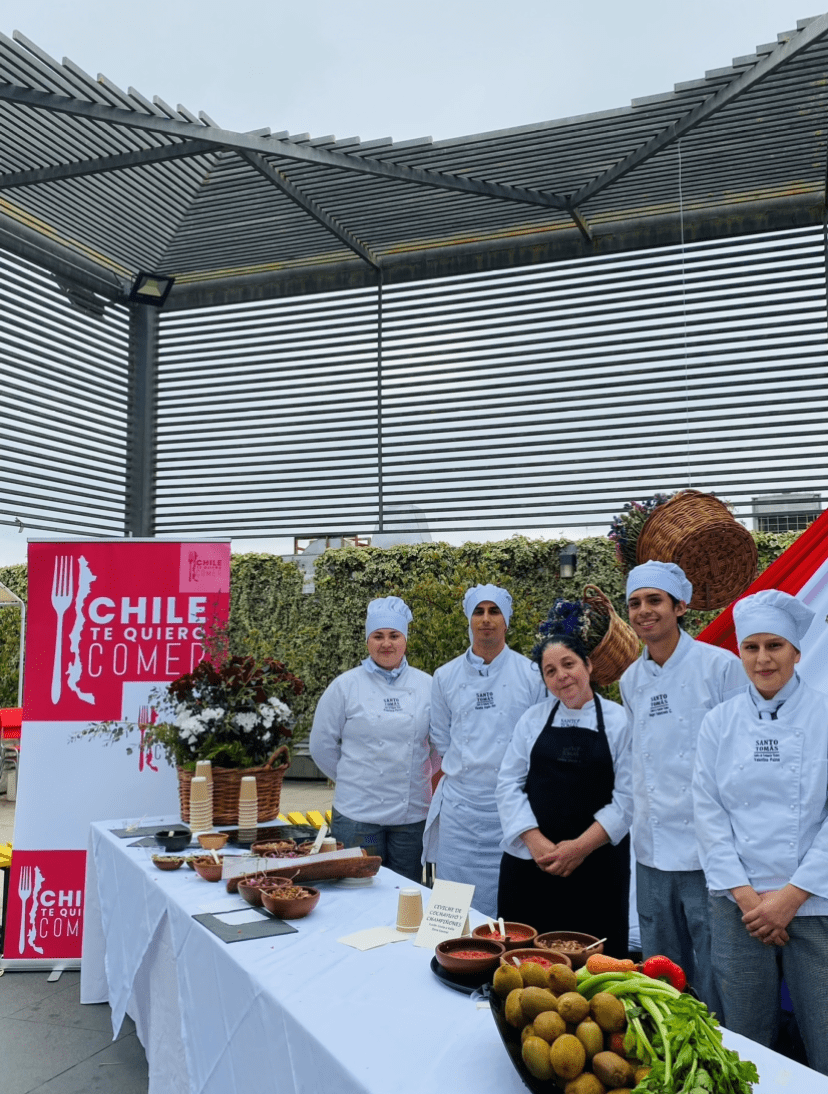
[699,509,828,689]
[3,540,230,966]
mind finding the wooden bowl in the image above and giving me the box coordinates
[534,931,602,969]
[193,856,224,882]
[435,937,505,977]
[471,922,538,951]
[260,885,321,919]
[499,946,572,971]
[151,855,184,871]
[237,876,291,908]
[197,832,229,851]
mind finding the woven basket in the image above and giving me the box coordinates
[635,490,757,610]
[583,584,640,687]
[177,744,290,826]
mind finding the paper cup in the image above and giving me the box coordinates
[239,776,258,803]
[396,888,423,933]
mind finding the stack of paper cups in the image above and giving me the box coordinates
[237,775,258,841]
[189,776,212,834]
[194,760,213,815]
[395,888,423,933]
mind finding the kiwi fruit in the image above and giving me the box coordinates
[549,1033,586,1080]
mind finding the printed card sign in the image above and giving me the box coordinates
[413,880,475,949]
[4,540,230,966]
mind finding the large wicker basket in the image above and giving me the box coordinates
[583,584,640,687]
[635,490,757,610]
[177,744,290,826]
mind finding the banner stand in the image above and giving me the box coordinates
[1,539,230,970]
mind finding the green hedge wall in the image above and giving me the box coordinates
[0,532,799,744]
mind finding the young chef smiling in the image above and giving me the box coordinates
[620,561,746,1015]
[424,584,546,917]
[693,589,828,1075]
[309,596,434,882]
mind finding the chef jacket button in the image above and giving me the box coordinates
[683,819,689,825]
[681,786,686,792]
[744,802,749,807]
[740,764,744,769]
[790,842,795,848]
[790,805,795,810]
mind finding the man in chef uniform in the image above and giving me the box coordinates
[424,584,546,917]
[620,561,746,1014]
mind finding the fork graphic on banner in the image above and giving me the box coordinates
[51,555,74,705]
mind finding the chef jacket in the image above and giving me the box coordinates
[309,659,433,825]
[497,695,633,858]
[620,630,746,871]
[429,644,547,807]
[693,675,828,913]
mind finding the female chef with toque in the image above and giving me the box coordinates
[693,588,828,1075]
[309,596,433,882]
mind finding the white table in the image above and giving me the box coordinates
[81,820,828,1094]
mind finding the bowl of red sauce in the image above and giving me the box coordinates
[471,922,538,951]
[534,930,602,969]
[498,946,572,971]
[435,937,505,977]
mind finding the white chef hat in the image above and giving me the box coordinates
[626,560,693,604]
[365,596,413,638]
[733,589,814,651]
[463,584,512,625]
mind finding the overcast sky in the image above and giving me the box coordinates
[0,1,822,566]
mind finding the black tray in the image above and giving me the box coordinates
[430,955,493,995]
[225,824,318,849]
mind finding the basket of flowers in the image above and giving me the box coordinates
[537,587,639,687]
[154,656,304,825]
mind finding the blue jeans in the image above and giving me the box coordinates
[636,863,722,1018]
[709,895,828,1076]
[331,807,425,883]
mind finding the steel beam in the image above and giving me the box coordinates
[239,150,380,269]
[0,140,217,189]
[0,83,568,211]
[570,13,828,209]
[125,304,157,537]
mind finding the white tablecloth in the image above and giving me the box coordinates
[80,820,828,1094]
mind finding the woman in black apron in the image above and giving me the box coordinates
[496,634,632,958]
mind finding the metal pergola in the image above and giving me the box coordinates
[1,15,827,537]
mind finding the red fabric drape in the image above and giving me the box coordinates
[698,509,828,653]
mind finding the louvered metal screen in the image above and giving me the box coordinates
[0,251,130,536]
[156,225,827,538]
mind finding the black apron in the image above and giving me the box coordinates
[497,696,630,957]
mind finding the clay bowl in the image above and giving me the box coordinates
[193,856,224,882]
[435,937,505,977]
[471,922,538,951]
[237,876,291,908]
[151,855,184,871]
[499,946,572,971]
[154,826,192,853]
[261,885,321,920]
[197,832,229,851]
[534,931,603,970]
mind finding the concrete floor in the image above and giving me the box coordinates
[0,778,334,1093]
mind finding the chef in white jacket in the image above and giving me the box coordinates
[424,584,546,917]
[309,596,433,882]
[693,589,828,1075]
[620,560,745,1013]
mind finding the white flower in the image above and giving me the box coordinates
[258,704,276,728]
[267,698,292,722]
[200,708,224,722]
[178,716,203,734]
[234,712,258,732]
